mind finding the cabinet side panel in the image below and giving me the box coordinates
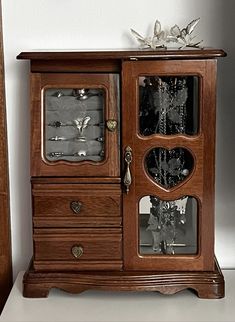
[200,60,217,270]
[30,73,42,176]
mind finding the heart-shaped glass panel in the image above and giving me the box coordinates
[145,147,194,189]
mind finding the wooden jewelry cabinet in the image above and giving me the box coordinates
[17,49,226,298]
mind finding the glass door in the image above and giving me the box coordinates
[31,73,119,177]
[139,75,198,256]
[122,59,216,271]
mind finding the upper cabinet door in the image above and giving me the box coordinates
[31,73,119,177]
[122,59,216,271]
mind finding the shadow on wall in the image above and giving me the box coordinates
[214,0,235,268]
[215,0,235,203]
[11,60,32,279]
[216,0,235,203]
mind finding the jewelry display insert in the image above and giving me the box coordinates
[45,88,105,162]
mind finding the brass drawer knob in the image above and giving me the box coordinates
[106,119,117,132]
[71,245,83,259]
[70,201,82,214]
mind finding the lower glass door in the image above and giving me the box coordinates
[139,196,197,255]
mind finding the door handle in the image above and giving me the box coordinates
[124,146,132,194]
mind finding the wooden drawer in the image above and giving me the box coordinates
[33,228,123,271]
[32,183,122,228]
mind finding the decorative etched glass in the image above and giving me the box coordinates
[145,147,194,189]
[139,76,199,136]
[139,196,197,255]
[44,88,105,162]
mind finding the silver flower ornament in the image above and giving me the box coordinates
[131,18,203,50]
[170,18,202,49]
[131,20,167,49]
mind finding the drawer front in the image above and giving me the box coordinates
[33,228,122,271]
[32,183,121,227]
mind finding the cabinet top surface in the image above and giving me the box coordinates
[17,48,226,60]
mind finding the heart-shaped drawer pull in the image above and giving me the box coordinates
[70,201,82,214]
[106,119,117,132]
[71,245,83,259]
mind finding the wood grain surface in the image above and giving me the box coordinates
[23,257,224,299]
[20,49,226,299]
[17,48,226,61]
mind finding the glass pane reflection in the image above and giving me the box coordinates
[139,196,197,255]
[44,88,105,162]
[139,76,199,136]
[145,147,194,189]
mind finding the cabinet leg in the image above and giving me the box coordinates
[23,283,50,298]
[22,259,224,299]
[194,284,225,299]
[23,282,88,298]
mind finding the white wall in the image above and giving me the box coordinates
[1,0,235,279]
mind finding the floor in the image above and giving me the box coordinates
[0,270,234,322]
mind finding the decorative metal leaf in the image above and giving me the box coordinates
[180,28,187,38]
[166,35,178,43]
[130,29,146,43]
[186,18,200,35]
[82,116,91,129]
[170,24,181,37]
[177,37,187,45]
[159,30,165,40]
[154,20,161,36]
[145,37,154,48]
[191,40,203,47]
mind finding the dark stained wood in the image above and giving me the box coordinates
[34,235,122,261]
[31,177,121,184]
[23,257,224,298]
[21,49,226,298]
[33,195,120,217]
[33,217,122,228]
[33,228,122,271]
[32,183,121,228]
[17,48,226,61]
[32,183,121,216]
[0,0,12,312]
[30,73,119,177]
[31,59,121,73]
[34,260,123,271]
[122,59,216,271]
[32,182,120,191]
[33,227,122,234]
